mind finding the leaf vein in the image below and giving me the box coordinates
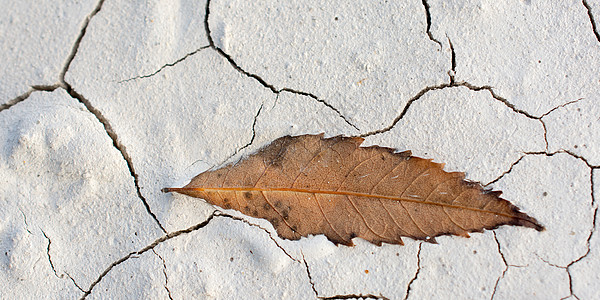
[311,193,348,244]
[260,191,299,237]
[346,195,388,241]
[291,138,342,188]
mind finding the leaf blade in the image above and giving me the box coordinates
[165,134,543,246]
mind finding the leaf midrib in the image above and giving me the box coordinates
[172,186,519,220]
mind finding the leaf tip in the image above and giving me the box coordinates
[532,222,545,232]
[511,210,545,232]
[519,220,545,232]
[161,188,172,193]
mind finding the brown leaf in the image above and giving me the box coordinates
[164,134,543,246]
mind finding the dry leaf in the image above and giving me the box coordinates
[164,134,543,246]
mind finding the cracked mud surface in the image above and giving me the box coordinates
[1,0,599,299]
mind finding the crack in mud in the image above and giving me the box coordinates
[153,249,174,300]
[539,98,585,151]
[81,209,307,299]
[0,0,95,113]
[447,36,456,84]
[279,88,359,131]
[19,209,32,234]
[59,0,166,232]
[360,83,448,137]
[54,1,168,235]
[521,150,597,169]
[118,46,211,83]
[485,155,526,186]
[490,232,531,299]
[226,213,393,299]
[582,0,600,43]
[80,212,216,299]
[361,36,583,139]
[360,81,546,138]
[489,155,597,300]
[63,85,166,233]
[66,272,86,293]
[41,230,60,279]
[487,149,597,188]
[203,0,358,131]
[320,294,390,300]
[563,170,598,300]
[535,256,574,300]
[232,102,264,156]
[39,229,87,293]
[453,82,537,118]
[0,85,60,113]
[484,98,588,185]
[0,90,34,112]
[59,0,105,83]
[301,252,320,298]
[207,101,267,173]
[216,212,298,262]
[361,81,585,161]
[420,0,442,47]
[490,233,508,300]
[402,242,422,300]
[301,252,387,300]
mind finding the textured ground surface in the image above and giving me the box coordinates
[1,0,599,299]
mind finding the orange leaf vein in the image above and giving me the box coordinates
[173,187,523,221]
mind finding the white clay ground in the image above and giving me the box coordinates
[1,1,599,299]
